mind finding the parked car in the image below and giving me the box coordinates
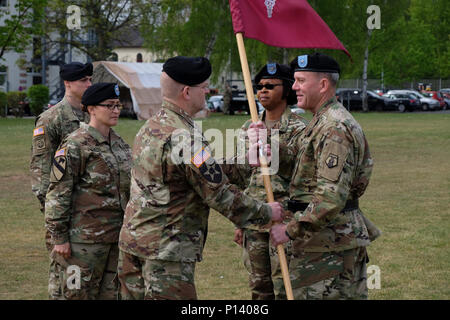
[207,95,224,112]
[373,89,386,96]
[386,90,440,111]
[223,80,264,115]
[439,90,450,110]
[383,93,421,112]
[336,88,399,111]
[420,91,445,110]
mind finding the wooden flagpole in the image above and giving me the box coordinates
[235,32,294,300]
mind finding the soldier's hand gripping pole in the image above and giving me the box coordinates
[235,32,294,300]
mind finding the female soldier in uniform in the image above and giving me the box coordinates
[45,83,132,299]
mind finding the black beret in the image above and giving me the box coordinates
[290,53,340,74]
[60,62,93,81]
[82,83,120,108]
[254,63,293,84]
[163,56,212,86]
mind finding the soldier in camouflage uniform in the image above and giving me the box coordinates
[117,56,284,300]
[30,62,92,299]
[269,53,381,300]
[45,83,132,299]
[230,63,308,300]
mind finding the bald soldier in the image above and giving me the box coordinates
[267,53,381,299]
[118,56,284,300]
[30,62,92,299]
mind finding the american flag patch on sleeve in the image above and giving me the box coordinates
[33,126,45,137]
[55,148,66,157]
[191,147,211,168]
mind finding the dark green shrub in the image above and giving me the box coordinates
[0,91,7,117]
[28,85,49,116]
[7,91,27,117]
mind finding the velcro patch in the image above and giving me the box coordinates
[199,162,223,184]
[50,148,67,182]
[35,138,46,150]
[326,154,339,168]
[320,140,349,182]
[55,148,67,157]
[33,126,45,137]
[191,147,211,168]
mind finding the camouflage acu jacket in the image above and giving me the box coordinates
[284,97,379,253]
[31,98,89,211]
[45,124,132,245]
[225,107,308,231]
[119,101,273,262]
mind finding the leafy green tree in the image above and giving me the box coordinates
[0,0,47,60]
[45,0,141,61]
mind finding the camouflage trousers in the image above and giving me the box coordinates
[118,250,197,300]
[289,246,368,300]
[242,229,291,300]
[49,242,119,300]
[46,229,61,299]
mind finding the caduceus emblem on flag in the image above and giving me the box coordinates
[264,0,276,18]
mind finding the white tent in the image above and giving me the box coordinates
[93,61,163,120]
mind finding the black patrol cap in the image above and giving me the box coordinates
[81,83,120,108]
[60,62,93,81]
[254,63,293,84]
[290,53,340,74]
[163,56,212,86]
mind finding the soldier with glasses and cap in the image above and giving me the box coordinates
[30,61,93,299]
[228,62,308,300]
[45,83,132,299]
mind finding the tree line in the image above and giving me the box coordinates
[1,0,448,87]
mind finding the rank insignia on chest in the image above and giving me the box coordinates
[51,148,67,181]
[326,153,338,168]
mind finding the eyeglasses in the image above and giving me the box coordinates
[97,103,123,111]
[255,83,283,90]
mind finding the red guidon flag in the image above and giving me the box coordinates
[229,0,351,58]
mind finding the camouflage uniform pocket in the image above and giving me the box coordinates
[51,253,93,300]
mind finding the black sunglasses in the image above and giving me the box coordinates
[97,103,123,110]
[255,83,283,90]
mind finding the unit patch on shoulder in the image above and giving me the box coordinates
[199,161,223,184]
[50,148,67,182]
[326,153,339,168]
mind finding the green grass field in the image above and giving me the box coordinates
[0,111,449,300]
